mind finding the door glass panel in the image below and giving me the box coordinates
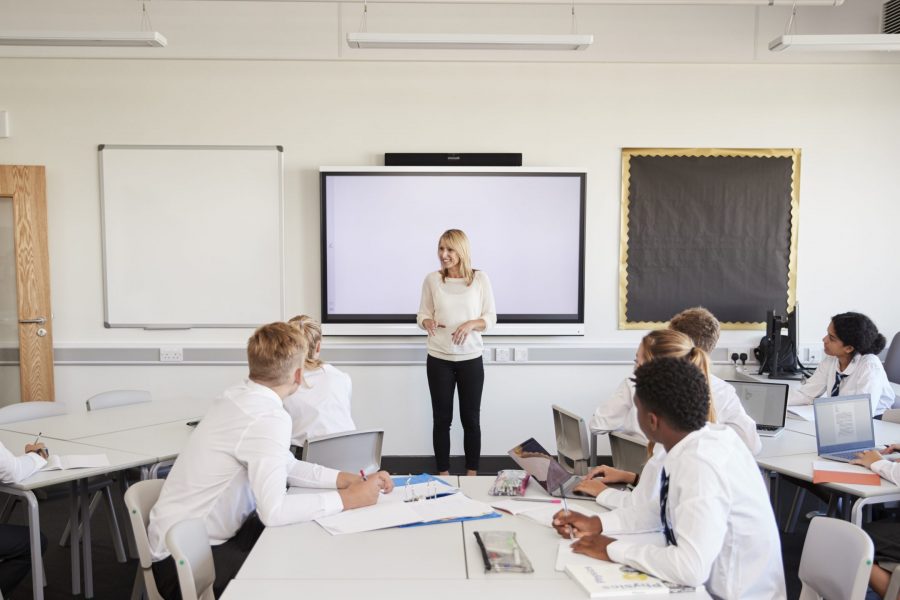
[0,197,21,406]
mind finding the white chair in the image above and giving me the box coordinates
[610,431,649,476]
[301,429,384,474]
[0,400,66,424]
[798,516,874,600]
[86,389,151,411]
[124,479,166,600]
[551,405,591,476]
[882,408,900,425]
[166,518,215,600]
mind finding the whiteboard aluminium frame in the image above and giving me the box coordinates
[98,144,285,329]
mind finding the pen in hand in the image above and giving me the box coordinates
[359,469,367,481]
[560,485,574,540]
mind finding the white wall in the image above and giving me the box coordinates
[1,0,898,454]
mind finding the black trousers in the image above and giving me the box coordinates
[426,354,484,473]
[152,514,265,600]
[0,524,47,597]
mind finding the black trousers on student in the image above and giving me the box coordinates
[152,514,265,600]
[0,524,47,597]
[426,354,484,473]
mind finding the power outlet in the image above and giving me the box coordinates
[495,348,511,362]
[806,346,823,364]
[727,347,755,365]
[159,347,183,362]
[482,348,493,362]
[513,347,529,362]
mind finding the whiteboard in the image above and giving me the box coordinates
[99,145,284,328]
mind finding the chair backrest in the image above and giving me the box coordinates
[882,408,900,425]
[123,479,166,600]
[166,518,215,600]
[301,429,384,474]
[86,389,151,411]
[610,431,649,475]
[551,405,591,476]
[885,332,900,386]
[798,516,874,600]
[0,400,66,424]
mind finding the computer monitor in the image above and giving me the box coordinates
[759,302,802,380]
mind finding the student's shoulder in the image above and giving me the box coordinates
[322,363,350,381]
[857,353,888,372]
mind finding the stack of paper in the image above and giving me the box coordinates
[42,455,110,471]
[812,460,881,485]
[565,562,671,597]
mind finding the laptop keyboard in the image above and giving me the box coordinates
[829,449,873,461]
[758,425,781,431]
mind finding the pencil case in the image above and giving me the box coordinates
[473,531,534,573]
[488,469,530,496]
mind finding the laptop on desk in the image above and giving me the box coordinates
[814,394,879,463]
[508,437,592,499]
[727,380,789,437]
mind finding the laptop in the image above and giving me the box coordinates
[814,394,879,463]
[508,437,588,499]
[727,380,789,437]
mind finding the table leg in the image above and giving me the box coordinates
[80,479,95,598]
[70,481,81,595]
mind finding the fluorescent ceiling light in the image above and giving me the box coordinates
[0,31,167,48]
[769,34,900,52]
[347,32,593,50]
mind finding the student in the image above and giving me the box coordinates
[417,228,497,476]
[147,321,393,599]
[0,439,48,597]
[554,358,786,599]
[852,445,900,599]
[590,319,761,456]
[789,312,894,417]
[284,314,356,447]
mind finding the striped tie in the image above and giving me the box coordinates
[660,468,677,546]
[832,372,848,396]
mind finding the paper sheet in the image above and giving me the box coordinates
[787,405,815,421]
[42,454,110,471]
[489,498,561,516]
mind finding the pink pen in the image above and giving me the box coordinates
[359,469,367,481]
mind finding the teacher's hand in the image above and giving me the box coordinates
[451,320,476,345]
[422,319,445,337]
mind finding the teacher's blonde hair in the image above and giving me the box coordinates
[438,229,475,286]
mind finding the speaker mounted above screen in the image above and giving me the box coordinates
[384,153,523,167]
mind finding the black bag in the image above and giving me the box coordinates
[755,334,801,374]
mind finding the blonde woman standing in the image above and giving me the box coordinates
[284,315,356,448]
[417,229,496,476]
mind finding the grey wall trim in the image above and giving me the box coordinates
[0,344,751,366]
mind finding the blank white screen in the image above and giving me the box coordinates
[323,172,584,321]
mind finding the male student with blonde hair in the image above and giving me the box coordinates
[148,321,392,599]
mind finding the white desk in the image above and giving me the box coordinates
[757,429,817,458]
[0,430,154,600]
[77,420,197,465]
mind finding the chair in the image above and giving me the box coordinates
[610,431,649,476]
[882,408,900,424]
[166,518,215,600]
[551,405,591,476]
[885,332,900,386]
[0,400,66,424]
[798,516,873,600]
[86,389,152,411]
[301,429,384,474]
[124,479,166,600]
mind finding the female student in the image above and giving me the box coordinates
[284,315,356,447]
[416,229,496,476]
[852,445,900,599]
[789,312,895,417]
[575,329,716,508]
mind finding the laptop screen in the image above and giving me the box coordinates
[814,394,875,454]
[727,380,789,428]
[508,437,572,494]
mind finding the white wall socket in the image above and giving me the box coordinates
[159,347,183,362]
[806,346,823,364]
[483,348,493,362]
[513,347,529,362]
[495,348,511,362]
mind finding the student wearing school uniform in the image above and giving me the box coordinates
[147,322,393,599]
[284,315,356,447]
[0,439,48,597]
[554,358,787,600]
[789,312,894,417]
[852,444,900,599]
[417,229,496,476]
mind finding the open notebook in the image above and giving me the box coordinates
[42,454,110,471]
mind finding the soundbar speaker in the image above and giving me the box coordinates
[385,153,523,167]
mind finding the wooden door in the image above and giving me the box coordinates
[0,165,54,401]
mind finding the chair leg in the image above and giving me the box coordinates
[0,495,18,522]
[130,566,145,600]
[103,486,127,563]
[60,494,82,547]
[784,488,806,534]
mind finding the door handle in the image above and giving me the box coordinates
[19,317,46,325]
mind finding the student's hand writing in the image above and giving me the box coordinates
[881,444,900,455]
[573,478,607,497]
[370,471,394,493]
[571,534,617,561]
[338,478,382,509]
[584,465,637,485]
[851,449,886,469]
[552,510,601,539]
[422,319,445,337]
[451,321,476,345]
[25,443,48,459]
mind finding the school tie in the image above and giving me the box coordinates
[660,468,677,546]
[832,372,848,396]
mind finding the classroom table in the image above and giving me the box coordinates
[76,420,197,477]
[0,430,154,600]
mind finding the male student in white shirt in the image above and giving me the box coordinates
[148,321,394,599]
[553,357,786,600]
[0,439,48,597]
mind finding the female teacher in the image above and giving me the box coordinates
[417,229,496,476]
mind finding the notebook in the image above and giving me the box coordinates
[727,380,789,437]
[814,394,879,463]
[508,437,588,499]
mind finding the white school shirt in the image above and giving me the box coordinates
[416,270,497,362]
[789,353,895,416]
[0,442,46,484]
[601,425,786,600]
[284,364,356,447]
[147,380,344,561]
[589,375,763,455]
[870,458,900,486]
[595,443,665,510]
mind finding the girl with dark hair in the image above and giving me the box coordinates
[789,312,895,416]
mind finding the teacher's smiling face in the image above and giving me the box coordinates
[438,243,460,273]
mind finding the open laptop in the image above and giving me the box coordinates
[508,438,588,499]
[814,394,879,462]
[727,380,789,437]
